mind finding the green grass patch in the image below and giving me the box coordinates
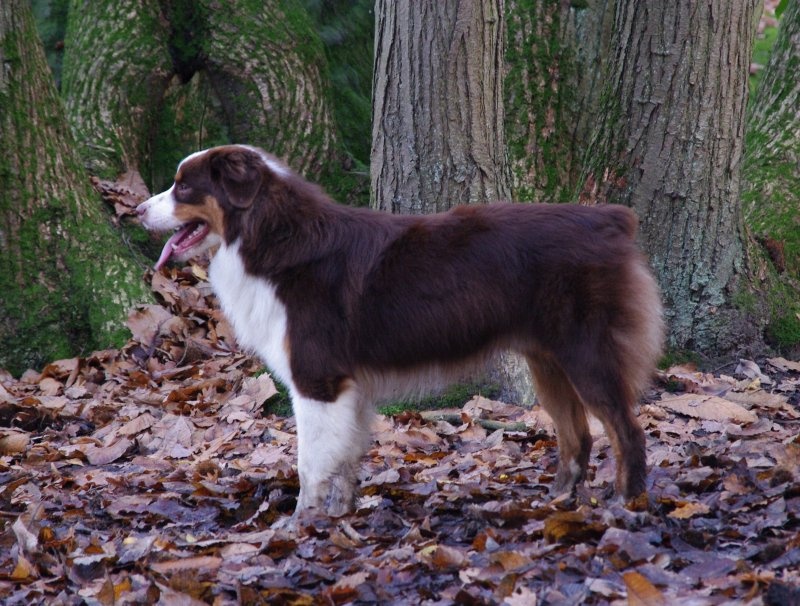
[658,349,703,370]
[259,376,501,418]
[767,308,800,350]
[378,382,501,417]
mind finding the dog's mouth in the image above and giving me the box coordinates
[154,221,210,271]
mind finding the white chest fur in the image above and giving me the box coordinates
[209,242,293,388]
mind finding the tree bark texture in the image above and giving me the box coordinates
[62,0,338,190]
[585,0,764,355]
[61,0,173,179]
[371,0,510,213]
[0,0,151,375]
[505,0,615,202]
[744,0,800,278]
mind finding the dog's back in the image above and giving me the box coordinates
[345,203,659,377]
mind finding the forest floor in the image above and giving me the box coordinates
[1,263,799,605]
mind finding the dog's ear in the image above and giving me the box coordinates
[210,149,263,209]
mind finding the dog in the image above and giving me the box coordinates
[137,144,664,516]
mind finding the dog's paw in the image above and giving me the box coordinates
[296,473,357,518]
[322,474,357,517]
[551,458,585,496]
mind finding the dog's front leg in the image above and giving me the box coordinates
[292,387,372,517]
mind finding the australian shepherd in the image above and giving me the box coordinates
[138,145,664,516]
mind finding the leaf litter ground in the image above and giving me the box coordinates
[1,264,799,605]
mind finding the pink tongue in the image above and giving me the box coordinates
[154,227,191,271]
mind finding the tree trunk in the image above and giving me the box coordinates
[742,0,800,350]
[62,0,340,192]
[371,0,533,404]
[505,0,615,202]
[0,0,151,375]
[744,0,800,278]
[61,0,173,180]
[584,0,765,356]
[371,0,510,214]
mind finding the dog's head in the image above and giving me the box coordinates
[138,145,287,270]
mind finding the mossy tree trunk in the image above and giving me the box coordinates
[742,0,800,349]
[0,0,151,375]
[371,0,533,404]
[62,0,340,195]
[584,0,766,357]
[744,0,800,277]
[371,0,510,214]
[301,0,374,170]
[505,0,615,202]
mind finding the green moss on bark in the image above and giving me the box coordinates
[1,1,150,376]
[302,0,373,168]
[742,1,800,349]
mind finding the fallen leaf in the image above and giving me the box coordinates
[118,534,158,564]
[623,570,666,606]
[38,377,63,396]
[735,359,772,385]
[419,544,467,571]
[766,357,800,373]
[490,550,531,572]
[11,553,36,581]
[151,414,195,459]
[363,468,400,487]
[543,511,606,544]
[503,586,540,605]
[659,365,732,395]
[118,412,157,436]
[725,390,788,411]
[0,430,30,454]
[92,169,150,218]
[668,501,711,520]
[333,571,370,591]
[0,383,13,403]
[249,445,288,466]
[126,304,175,346]
[12,515,39,552]
[85,437,132,465]
[658,393,758,423]
[150,555,223,573]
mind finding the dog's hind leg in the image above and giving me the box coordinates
[292,385,373,516]
[556,351,647,500]
[527,354,593,495]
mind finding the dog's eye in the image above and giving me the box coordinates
[175,182,191,196]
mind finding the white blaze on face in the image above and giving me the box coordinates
[138,184,179,232]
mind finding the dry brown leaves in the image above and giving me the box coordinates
[1,264,799,605]
[91,170,151,224]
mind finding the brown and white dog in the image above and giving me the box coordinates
[138,144,664,516]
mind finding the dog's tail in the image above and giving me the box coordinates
[617,253,665,399]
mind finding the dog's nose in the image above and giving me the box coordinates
[136,202,148,216]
